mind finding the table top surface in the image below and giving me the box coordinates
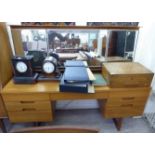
[2,80,110,94]
[2,79,151,94]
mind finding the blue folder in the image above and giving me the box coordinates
[59,75,88,93]
[64,60,86,67]
[64,67,89,83]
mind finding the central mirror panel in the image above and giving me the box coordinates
[11,27,138,71]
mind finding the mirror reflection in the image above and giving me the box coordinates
[11,28,138,70]
[21,29,99,52]
[107,30,136,60]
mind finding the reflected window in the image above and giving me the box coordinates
[21,30,47,52]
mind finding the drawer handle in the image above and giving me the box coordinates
[124,84,139,87]
[22,108,36,111]
[122,97,135,100]
[20,101,35,104]
[121,104,133,107]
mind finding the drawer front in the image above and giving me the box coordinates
[8,110,52,123]
[109,89,150,98]
[104,105,145,118]
[5,101,51,112]
[2,93,50,102]
[107,97,148,107]
[111,74,153,88]
[107,89,150,107]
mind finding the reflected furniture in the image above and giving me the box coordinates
[10,25,139,63]
[96,56,131,63]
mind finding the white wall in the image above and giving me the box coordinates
[76,22,87,26]
[135,22,155,113]
[135,22,155,91]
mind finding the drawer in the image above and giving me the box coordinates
[2,93,50,102]
[103,105,145,118]
[109,88,150,98]
[8,110,53,123]
[5,101,51,112]
[107,97,148,107]
[109,89,150,98]
[107,89,149,107]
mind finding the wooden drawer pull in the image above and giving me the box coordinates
[121,104,133,107]
[20,101,35,104]
[22,108,36,111]
[124,84,139,87]
[122,97,135,100]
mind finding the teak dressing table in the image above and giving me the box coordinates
[1,62,154,131]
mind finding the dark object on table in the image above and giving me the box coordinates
[13,73,38,84]
[12,55,34,77]
[59,75,89,93]
[64,67,89,83]
[59,63,92,93]
[27,50,47,71]
[37,53,61,81]
[12,56,38,84]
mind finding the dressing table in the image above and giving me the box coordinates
[1,62,153,131]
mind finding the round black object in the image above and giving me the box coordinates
[42,56,58,74]
[49,52,59,61]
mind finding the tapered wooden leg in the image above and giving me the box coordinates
[33,122,42,126]
[0,119,7,133]
[113,118,123,131]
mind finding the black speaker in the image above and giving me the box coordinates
[27,50,47,71]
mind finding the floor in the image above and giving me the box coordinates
[1,109,155,133]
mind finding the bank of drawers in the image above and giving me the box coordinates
[3,93,53,123]
[101,89,150,118]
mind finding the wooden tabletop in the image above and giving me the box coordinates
[2,80,110,94]
[2,79,151,95]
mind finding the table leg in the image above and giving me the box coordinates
[113,118,123,131]
[0,119,7,133]
[33,122,42,127]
